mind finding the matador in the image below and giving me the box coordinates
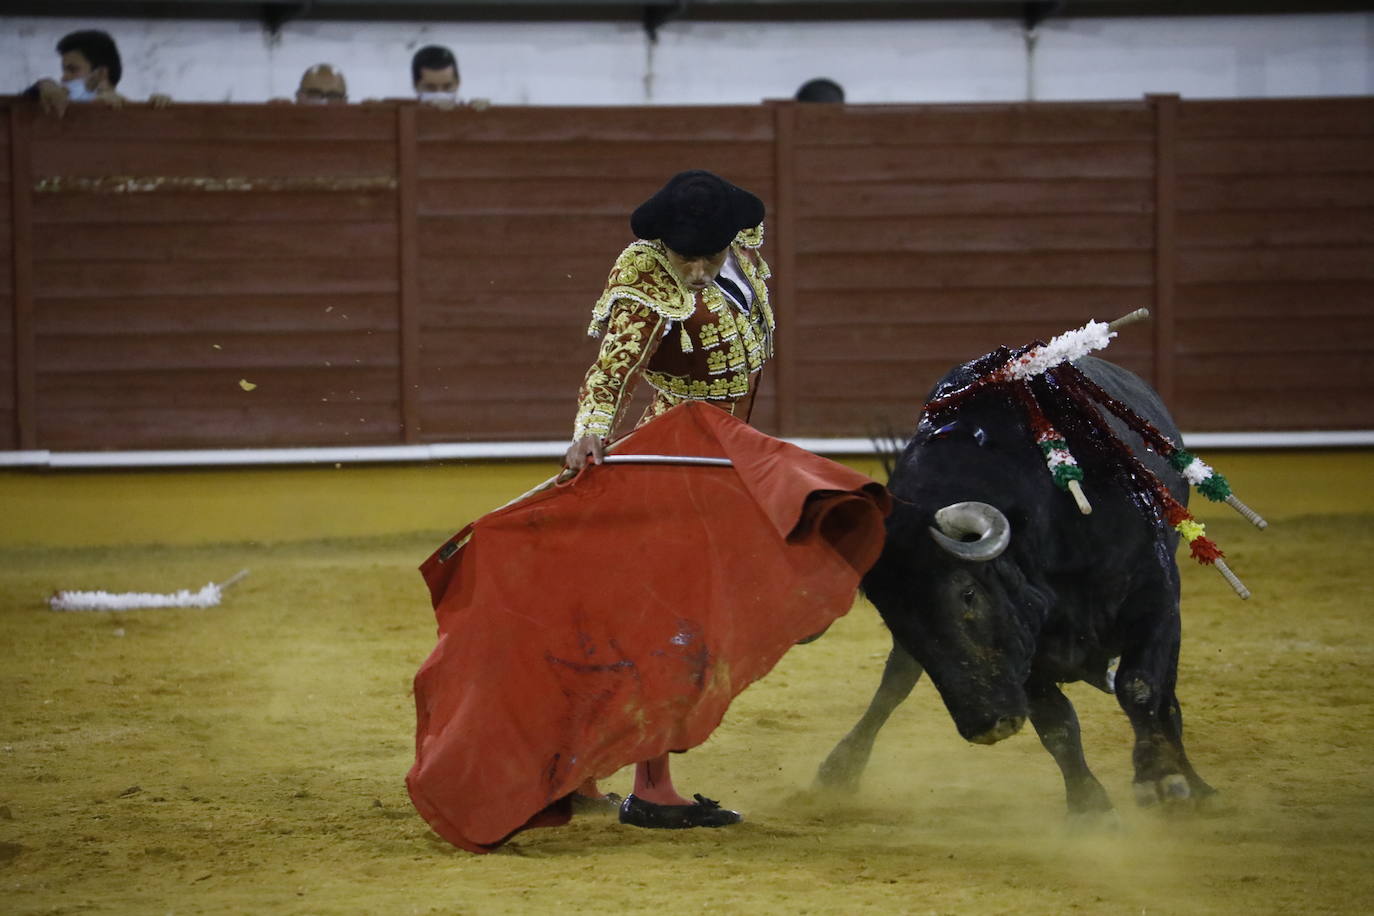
[565,170,774,829]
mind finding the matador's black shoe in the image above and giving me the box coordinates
[618,793,743,829]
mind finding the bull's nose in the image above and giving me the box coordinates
[970,715,1026,745]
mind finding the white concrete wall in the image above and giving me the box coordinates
[2,12,1371,105]
[1032,14,1374,100]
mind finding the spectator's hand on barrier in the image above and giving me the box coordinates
[469,98,491,111]
[148,93,172,109]
[35,79,69,117]
[93,88,126,108]
[563,435,605,476]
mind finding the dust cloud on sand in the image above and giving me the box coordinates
[1,511,1372,915]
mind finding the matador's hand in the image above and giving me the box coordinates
[563,435,605,473]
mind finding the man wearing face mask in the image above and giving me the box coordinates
[411,44,461,108]
[25,30,126,116]
[24,30,168,117]
[294,63,348,105]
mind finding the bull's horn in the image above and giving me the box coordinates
[929,502,1011,562]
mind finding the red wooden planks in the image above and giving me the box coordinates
[2,98,1368,448]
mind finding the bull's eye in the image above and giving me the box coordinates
[961,587,976,606]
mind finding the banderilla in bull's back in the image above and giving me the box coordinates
[922,308,1267,599]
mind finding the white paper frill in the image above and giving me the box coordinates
[48,570,249,612]
[1005,320,1116,382]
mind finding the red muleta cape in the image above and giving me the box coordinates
[407,402,890,852]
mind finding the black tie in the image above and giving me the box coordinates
[715,275,748,310]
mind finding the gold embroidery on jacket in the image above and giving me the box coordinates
[574,224,773,440]
[572,303,666,440]
[587,243,694,338]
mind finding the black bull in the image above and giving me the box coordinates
[817,356,1215,815]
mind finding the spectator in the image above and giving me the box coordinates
[24,29,169,116]
[412,45,460,108]
[795,77,846,103]
[295,63,348,105]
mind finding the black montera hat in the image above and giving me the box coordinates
[630,170,765,257]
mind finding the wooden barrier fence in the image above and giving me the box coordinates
[2,95,1371,452]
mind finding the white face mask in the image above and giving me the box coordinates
[63,76,97,102]
[417,91,457,105]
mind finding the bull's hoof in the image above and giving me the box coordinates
[1191,778,1220,801]
[813,768,862,794]
[814,746,867,793]
[1133,774,1192,808]
[1065,780,1115,819]
[1190,787,1228,817]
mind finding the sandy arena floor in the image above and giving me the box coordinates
[1,453,1372,915]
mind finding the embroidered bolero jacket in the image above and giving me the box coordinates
[572,224,775,441]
